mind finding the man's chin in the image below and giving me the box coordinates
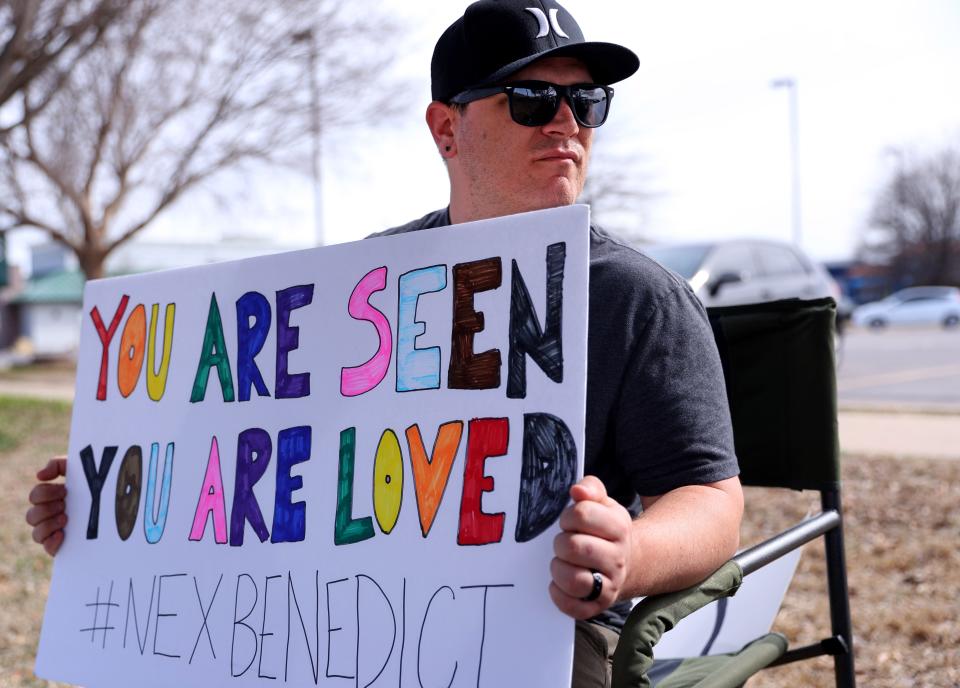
[541,181,582,210]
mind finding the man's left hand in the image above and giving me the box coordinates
[549,475,633,619]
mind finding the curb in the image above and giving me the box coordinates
[838,402,960,416]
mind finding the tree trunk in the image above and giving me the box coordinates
[77,248,107,280]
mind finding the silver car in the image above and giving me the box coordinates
[642,239,839,308]
[852,286,960,329]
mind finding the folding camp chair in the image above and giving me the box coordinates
[611,297,856,688]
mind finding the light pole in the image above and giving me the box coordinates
[771,77,802,248]
[293,28,324,246]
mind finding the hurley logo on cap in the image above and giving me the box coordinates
[524,6,570,39]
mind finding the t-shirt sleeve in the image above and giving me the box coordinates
[614,279,739,496]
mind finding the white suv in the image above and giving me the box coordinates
[642,239,839,308]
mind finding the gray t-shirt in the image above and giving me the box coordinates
[370,208,739,629]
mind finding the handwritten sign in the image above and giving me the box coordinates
[35,206,590,687]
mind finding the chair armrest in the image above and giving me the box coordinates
[611,510,842,687]
[611,561,743,688]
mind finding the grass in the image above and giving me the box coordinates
[0,397,71,688]
[0,396,957,687]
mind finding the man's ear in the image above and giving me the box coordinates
[426,101,457,158]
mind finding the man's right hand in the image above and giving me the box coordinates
[26,457,68,556]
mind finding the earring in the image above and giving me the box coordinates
[445,146,452,152]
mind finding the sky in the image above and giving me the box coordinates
[10,0,960,270]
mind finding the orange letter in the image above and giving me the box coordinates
[117,304,147,398]
[406,421,463,537]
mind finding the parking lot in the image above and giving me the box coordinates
[838,326,960,410]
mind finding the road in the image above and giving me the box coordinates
[837,326,960,411]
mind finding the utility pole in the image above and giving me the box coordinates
[771,77,802,247]
[293,28,324,246]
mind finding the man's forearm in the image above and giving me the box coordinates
[620,476,744,599]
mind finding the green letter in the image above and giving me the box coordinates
[334,427,374,545]
[191,293,235,402]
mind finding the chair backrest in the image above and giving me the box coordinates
[706,297,839,492]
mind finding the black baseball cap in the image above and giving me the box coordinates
[431,0,639,103]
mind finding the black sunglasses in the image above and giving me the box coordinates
[449,80,614,128]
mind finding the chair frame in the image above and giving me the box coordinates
[734,488,855,685]
[613,298,856,687]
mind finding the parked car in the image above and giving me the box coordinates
[642,239,841,308]
[851,286,960,329]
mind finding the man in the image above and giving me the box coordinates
[28,2,742,685]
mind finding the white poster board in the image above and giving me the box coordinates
[36,205,590,688]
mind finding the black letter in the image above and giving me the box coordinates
[325,577,354,680]
[258,574,282,679]
[189,574,223,663]
[80,444,117,539]
[507,243,565,399]
[418,586,457,688]
[232,573,259,677]
[515,413,577,542]
[153,573,187,658]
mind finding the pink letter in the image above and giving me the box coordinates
[189,436,228,543]
[340,267,393,396]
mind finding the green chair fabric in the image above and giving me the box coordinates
[611,561,744,688]
[651,633,789,688]
[708,297,840,491]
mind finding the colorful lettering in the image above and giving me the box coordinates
[334,427,374,545]
[340,267,392,397]
[191,293,236,403]
[457,418,509,546]
[146,303,176,401]
[449,258,502,390]
[80,444,118,539]
[396,266,446,392]
[114,445,142,541]
[230,428,272,546]
[515,413,577,542]
[372,429,403,534]
[507,243,565,399]
[143,442,174,544]
[406,421,463,537]
[189,436,228,544]
[276,285,314,399]
[91,295,129,400]
[271,426,311,543]
[236,291,272,402]
[117,304,147,398]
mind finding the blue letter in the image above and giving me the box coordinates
[396,266,446,392]
[237,291,272,402]
[276,285,314,399]
[143,442,174,543]
[271,426,311,543]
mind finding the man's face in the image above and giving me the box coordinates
[450,56,594,220]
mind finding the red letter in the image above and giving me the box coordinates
[457,418,508,545]
[90,295,130,400]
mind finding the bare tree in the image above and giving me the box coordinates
[579,140,657,244]
[0,0,401,278]
[861,143,960,287]
[0,0,127,132]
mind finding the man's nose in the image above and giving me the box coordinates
[543,97,579,137]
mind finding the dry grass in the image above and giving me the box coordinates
[0,396,957,687]
[744,456,960,687]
